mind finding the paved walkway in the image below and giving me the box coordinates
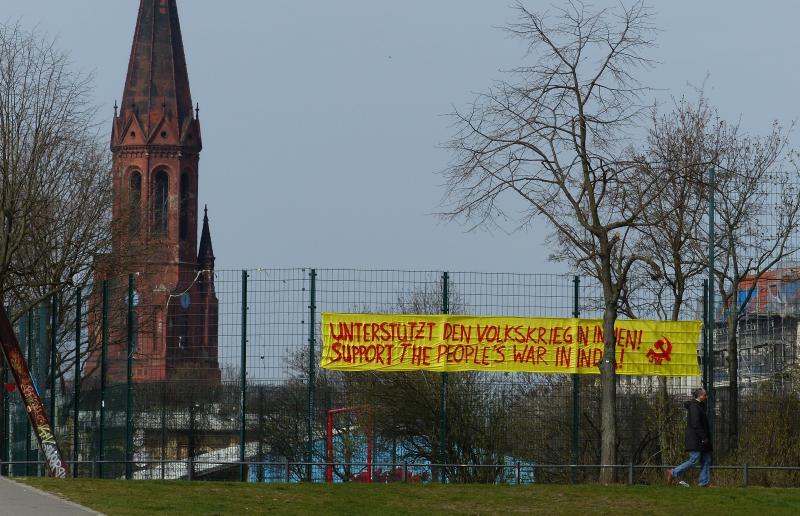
[0,476,101,515]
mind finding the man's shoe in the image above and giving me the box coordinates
[699,483,713,488]
[677,481,690,487]
[666,469,673,484]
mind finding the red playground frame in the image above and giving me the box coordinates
[326,406,374,483]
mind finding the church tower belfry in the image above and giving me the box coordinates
[112,0,202,261]
[89,0,220,383]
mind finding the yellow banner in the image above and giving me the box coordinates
[321,313,702,376]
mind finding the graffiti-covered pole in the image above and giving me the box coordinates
[0,303,68,478]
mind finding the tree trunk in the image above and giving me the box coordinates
[598,303,618,483]
[656,377,671,464]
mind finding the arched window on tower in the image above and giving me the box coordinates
[153,170,169,237]
[180,172,190,241]
[129,170,141,238]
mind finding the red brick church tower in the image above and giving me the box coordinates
[87,0,220,383]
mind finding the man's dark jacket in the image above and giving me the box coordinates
[684,399,712,452]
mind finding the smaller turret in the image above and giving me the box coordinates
[198,205,215,271]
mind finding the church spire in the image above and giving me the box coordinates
[120,0,193,132]
[90,0,220,385]
[198,205,215,270]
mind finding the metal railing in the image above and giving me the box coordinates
[3,459,800,487]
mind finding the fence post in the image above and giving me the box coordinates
[306,269,317,482]
[402,461,407,482]
[628,462,634,485]
[25,309,33,476]
[743,463,749,486]
[702,280,709,391]
[440,271,449,484]
[37,303,48,476]
[571,275,580,484]
[99,280,109,479]
[125,273,135,480]
[73,287,81,478]
[1,355,7,476]
[239,270,248,482]
[160,383,166,480]
[516,461,521,485]
[325,409,333,483]
[49,295,57,434]
[13,317,24,476]
[706,166,716,443]
[258,389,265,483]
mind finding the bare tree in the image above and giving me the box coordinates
[628,93,723,462]
[0,23,112,322]
[711,122,800,451]
[625,90,800,456]
[441,1,665,482]
[631,93,722,319]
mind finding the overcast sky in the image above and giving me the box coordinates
[4,1,799,274]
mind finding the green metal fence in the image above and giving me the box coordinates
[0,269,799,486]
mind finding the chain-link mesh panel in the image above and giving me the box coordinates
[1,269,799,485]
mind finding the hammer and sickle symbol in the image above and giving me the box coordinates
[646,336,673,365]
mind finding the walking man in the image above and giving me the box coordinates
[667,387,712,487]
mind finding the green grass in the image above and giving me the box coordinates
[17,479,800,515]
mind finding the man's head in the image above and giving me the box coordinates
[692,387,707,401]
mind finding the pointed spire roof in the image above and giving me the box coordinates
[198,205,215,267]
[121,0,193,131]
